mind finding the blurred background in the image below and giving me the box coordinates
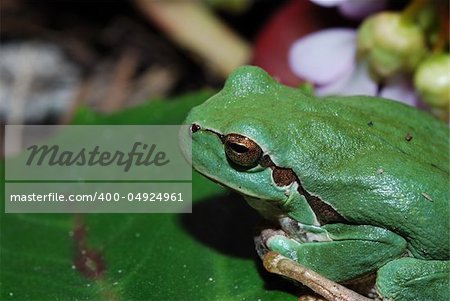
[2,0,447,129]
[1,0,277,125]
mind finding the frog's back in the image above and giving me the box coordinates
[321,95,448,172]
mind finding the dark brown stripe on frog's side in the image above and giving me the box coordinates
[261,155,346,225]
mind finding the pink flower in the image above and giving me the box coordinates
[288,28,418,106]
[310,0,387,20]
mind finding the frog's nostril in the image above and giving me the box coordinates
[191,123,201,133]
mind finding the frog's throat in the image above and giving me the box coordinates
[260,155,347,225]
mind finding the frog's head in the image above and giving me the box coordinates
[180,66,307,216]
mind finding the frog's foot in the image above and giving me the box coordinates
[254,228,286,259]
[257,223,412,301]
[376,257,450,301]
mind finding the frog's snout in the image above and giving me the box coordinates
[178,123,194,166]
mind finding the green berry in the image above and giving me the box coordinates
[357,12,426,79]
[414,53,450,108]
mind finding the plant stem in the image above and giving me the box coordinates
[263,252,372,301]
[433,4,449,53]
[402,0,430,23]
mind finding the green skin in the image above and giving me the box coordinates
[179,66,449,301]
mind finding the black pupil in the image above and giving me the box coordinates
[230,143,248,153]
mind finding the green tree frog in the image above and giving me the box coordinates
[179,66,449,301]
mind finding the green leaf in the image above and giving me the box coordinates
[1,91,295,300]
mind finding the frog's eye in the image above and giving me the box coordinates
[224,134,262,167]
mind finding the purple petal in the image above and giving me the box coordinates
[288,29,357,85]
[338,0,387,20]
[380,75,418,106]
[310,0,347,7]
[316,60,377,96]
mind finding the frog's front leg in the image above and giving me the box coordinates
[376,257,449,301]
[260,223,407,284]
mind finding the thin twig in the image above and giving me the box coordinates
[263,252,372,301]
[101,48,139,113]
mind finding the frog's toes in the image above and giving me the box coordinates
[367,288,383,301]
[255,228,302,262]
[279,216,301,236]
[266,234,302,262]
[260,228,287,244]
[254,229,286,259]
